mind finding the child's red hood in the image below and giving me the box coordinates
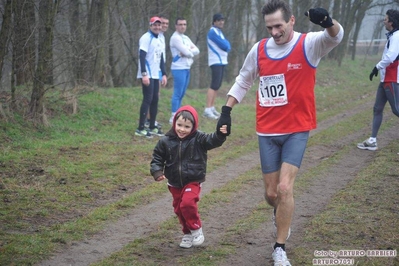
[172,105,199,136]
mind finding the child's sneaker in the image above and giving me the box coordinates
[135,129,153,138]
[179,234,193,248]
[149,127,164,137]
[357,139,378,151]
[191,228,204,246]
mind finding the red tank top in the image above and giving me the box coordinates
[256,34,317,134]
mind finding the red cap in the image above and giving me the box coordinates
[149,16,161,25]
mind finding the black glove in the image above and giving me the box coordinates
[216,106,232,136]
[369,66,378,81]
[305,8,334,28]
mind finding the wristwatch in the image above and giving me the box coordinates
[141,72,148,76]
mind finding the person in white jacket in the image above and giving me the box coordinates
[169,18,200,123]
[357,9,399,151]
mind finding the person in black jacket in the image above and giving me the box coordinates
[151,105,227,248]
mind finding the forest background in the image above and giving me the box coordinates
[0,0,398,124]
[1,1,399,265]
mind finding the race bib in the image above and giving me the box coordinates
[258,74,288,107]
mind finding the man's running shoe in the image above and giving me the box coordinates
[145,120,162,129]
[149,127,164,137]
[169,112,176,124]
[357,139,378,151]
[211,106,220,117]
[135,129,153,138]
[272,247,291,266]
[203,109,219,119]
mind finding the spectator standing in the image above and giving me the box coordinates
[203,13,231,119]
[159,15,169,78]
[216,1,343,264]
[357,9,399,151]
[136,16,167,138]
[145,15,169,129]
[168,18,200,124]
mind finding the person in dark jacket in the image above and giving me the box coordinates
[150,105,227,248]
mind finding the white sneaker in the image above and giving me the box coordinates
[357,139,378,151]
[179,234,193,248]
[272,211,291,240]
[203,109,218,119]
[211,106,220,117]
[191,228,204,246]
[272,247,291,266]
[169,112,176,124]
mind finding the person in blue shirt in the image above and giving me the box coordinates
[203,13,231,119]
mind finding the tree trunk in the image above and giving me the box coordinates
[350,0,377,60]
[13,0,35,86]
[68,0,85,86]
[108,3,116,88]
[0,0,13,90]
[222,0,250,84]
[11,44,16,110]
[29,0,59,125]
[92,0,109,86]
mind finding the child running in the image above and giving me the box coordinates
[150,105,228,248]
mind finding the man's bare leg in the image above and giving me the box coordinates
[263,162,298,242]
[206,88,217,108]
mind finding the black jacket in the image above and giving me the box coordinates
[150,129,226,187]
[151,105,226,187]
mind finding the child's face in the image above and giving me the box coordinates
[175,116,193,139]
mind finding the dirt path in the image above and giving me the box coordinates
[220,124,398,266]
[38,100,397,266]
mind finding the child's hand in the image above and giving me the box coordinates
[156,175,166,182]
[219,125,227,134]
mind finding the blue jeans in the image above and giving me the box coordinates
[171,69,190,113]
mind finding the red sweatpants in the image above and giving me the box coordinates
[168,182,202,234]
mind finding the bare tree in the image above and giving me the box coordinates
[0,0,12,90]
[28,0,60,124]
[349,0,374,60]
[13,0,35,87]
[0,0,396,124]
[327,0,376,65]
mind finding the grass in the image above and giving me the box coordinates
[91,166,265,266]
[1,57,398,265]
[292,139,399,266]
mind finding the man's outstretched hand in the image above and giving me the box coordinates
[305,8,334,28]
[216,106,232,136]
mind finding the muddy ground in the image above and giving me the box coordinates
[38,99,398,266]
